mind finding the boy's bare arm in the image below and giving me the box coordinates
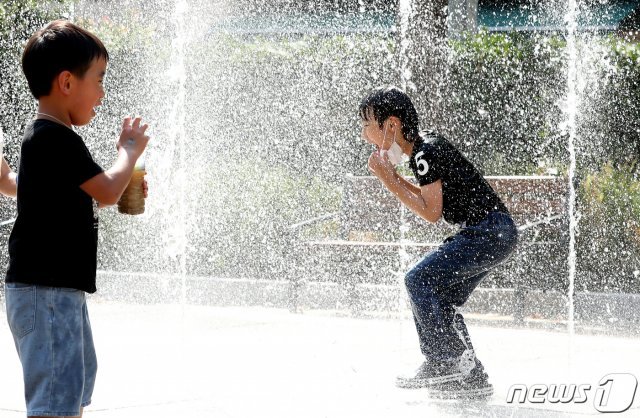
[382,172,443,223]
[0,157,17,198]
[81,117,149,206]
[95,179,147,209]
[83,149,138,205]
[369,151,443,223]
[394,173,421,195]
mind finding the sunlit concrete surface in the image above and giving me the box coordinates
[1,302,639,418]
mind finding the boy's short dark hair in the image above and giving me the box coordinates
[22,20,109,99]
[359,86,420,142]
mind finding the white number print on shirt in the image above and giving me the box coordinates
[415,151,429,176]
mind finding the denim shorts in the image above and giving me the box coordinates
[4,282,97,417]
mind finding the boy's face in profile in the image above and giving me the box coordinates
[68,57,107,126]
[361,110,386,150]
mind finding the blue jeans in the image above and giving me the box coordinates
[405,211,518,363]
[5,283,97,417]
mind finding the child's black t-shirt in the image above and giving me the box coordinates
[5,120,104,293]
[408,131,508,226]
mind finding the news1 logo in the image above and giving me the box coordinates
[506,373,638,413]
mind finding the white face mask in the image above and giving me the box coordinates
[379,123,407,166]
[386,141,406,166]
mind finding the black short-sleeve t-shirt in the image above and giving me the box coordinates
[5,120,104,293]
[408,131,508,226]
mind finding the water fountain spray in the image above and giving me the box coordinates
[565,0,580,336]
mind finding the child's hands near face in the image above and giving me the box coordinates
[368,150,396,181]
[118,116,150,158]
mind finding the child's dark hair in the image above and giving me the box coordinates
[359,86,420,142]
[22,20,109,99]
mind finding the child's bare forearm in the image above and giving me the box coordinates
[396,174,422,197]
[81,148,139,206]
[82,117,149,206]
[102,149,140,202]
[379,172,436,223]
[0,158,17,198]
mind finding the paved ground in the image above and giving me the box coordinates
[1,302,639,417]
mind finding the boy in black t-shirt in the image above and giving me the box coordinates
[359,87,518,399]
[4,20,150,418]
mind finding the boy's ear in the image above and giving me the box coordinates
[381,117,395,132]
[56,71,73,96]
[388,116,401,131]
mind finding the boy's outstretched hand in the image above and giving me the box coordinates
[368,150,396,183]
[117,116,150,158]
